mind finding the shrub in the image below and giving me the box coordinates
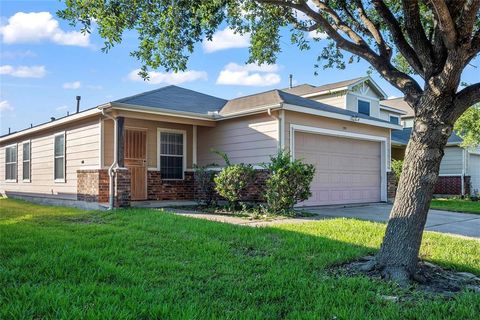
[193,165,217,206]
[391,159,404,182]
[213,151,254,209]
[263,151,315,215]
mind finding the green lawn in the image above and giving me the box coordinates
[431,198,480,214]
[1,199,479,319]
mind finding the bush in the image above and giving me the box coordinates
[263,151,315,215]
[214,163,254,210]
[391,159,403,182]
[193,165,217,206]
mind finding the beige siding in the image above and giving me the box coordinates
[103,118,194,169]
[197,113,278,166]
[439,147,464,175]
[284,110,391,171]
[311,92,346,109]
[0,117,101,198]
[346,93,381,118]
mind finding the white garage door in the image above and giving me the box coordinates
[470,154,480,194]
[295,132,382,206]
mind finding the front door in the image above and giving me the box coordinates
[124,129,147,200]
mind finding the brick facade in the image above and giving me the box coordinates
[147,171,195,200]
[387,171,397,201]
[115,168,131,207]
[434,176,471,195]
[77,169,109,203]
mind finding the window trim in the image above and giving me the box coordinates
[5,143,18,183]
[157,128,187,180]
[357,98,371,116]
[389,115,400,125]
[22,140,31,182]
[53,131,66,183]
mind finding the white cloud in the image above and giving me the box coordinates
[63,81,81,89]
[0,12,90,47]
[308,30,328,40]
[0,100,13,112]
[56,105,69,111]
[0,65,46,78]
[127,69,208,85]
[202,27,250,53]
[216,62,281,86]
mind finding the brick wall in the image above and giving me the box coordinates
[115,168,131,207]
[387,171,397,201]
[434,176,471,195]
[147,171,195,200]
[77,169,109,203]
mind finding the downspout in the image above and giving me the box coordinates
[101,109,119,210]
[461,148,466,196]
[268,105,283,151]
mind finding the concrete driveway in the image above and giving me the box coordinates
[300,203,480,238]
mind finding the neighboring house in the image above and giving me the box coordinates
[385,98,480,195]
[0,77,402,208]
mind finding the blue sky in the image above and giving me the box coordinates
[1,1,479,135]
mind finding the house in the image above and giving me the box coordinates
[0,77,403,209]
[384,98,480,196]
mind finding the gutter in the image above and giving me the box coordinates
[101,109,119,210]
[267,105,284,150]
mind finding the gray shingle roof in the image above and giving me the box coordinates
[392,127,463,145]
[381,97,414,117]
[282,77,366,96]
[114,85,228,114]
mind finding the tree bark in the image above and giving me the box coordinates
[376,95,454,285]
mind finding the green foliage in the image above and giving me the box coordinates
[262,151,315,215]
[193,165,217,206]
[454,105,480,148]
[214,163,254,210]
[391,159,404,182]
[211,148,231,166]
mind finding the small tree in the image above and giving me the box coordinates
[263,151,315,215]
[391,159,404,183]
[454,104,480,148]
[214,164,255,210]
[193,165,217,206]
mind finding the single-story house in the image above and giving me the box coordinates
[1,77,405,209]
[384,98,480,196]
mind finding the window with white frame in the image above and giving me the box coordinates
[22,141,31,181]
[357,99,371,116]
[5,145,17,181]
[159,130,185,180]
[54,133,65,181]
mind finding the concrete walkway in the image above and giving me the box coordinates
[169,203,480,239]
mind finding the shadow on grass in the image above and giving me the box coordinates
[1,198,479,319]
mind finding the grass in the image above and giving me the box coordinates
[431,198,480,214]
[1,198,479,319]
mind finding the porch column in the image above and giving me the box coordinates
[117,116,125,167]
[192,125,197,167]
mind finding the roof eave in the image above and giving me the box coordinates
[106,102,216,120]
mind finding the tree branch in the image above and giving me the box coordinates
[454,83,480,116]
[430,0,458,49]
[402,0,434,74]
[372,0,424,76]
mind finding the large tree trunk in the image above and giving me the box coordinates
[376,95,455,285]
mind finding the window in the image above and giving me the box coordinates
[5,145,17,181]
[159,130,185,180]
[54,133,65,181]
[358,99,370,116]
[389,116,400,125]
[22,141,31,181]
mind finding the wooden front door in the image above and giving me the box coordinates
[124,129,147,200]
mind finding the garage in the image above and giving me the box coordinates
[470,154,480,194]
[294,131,383,206]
